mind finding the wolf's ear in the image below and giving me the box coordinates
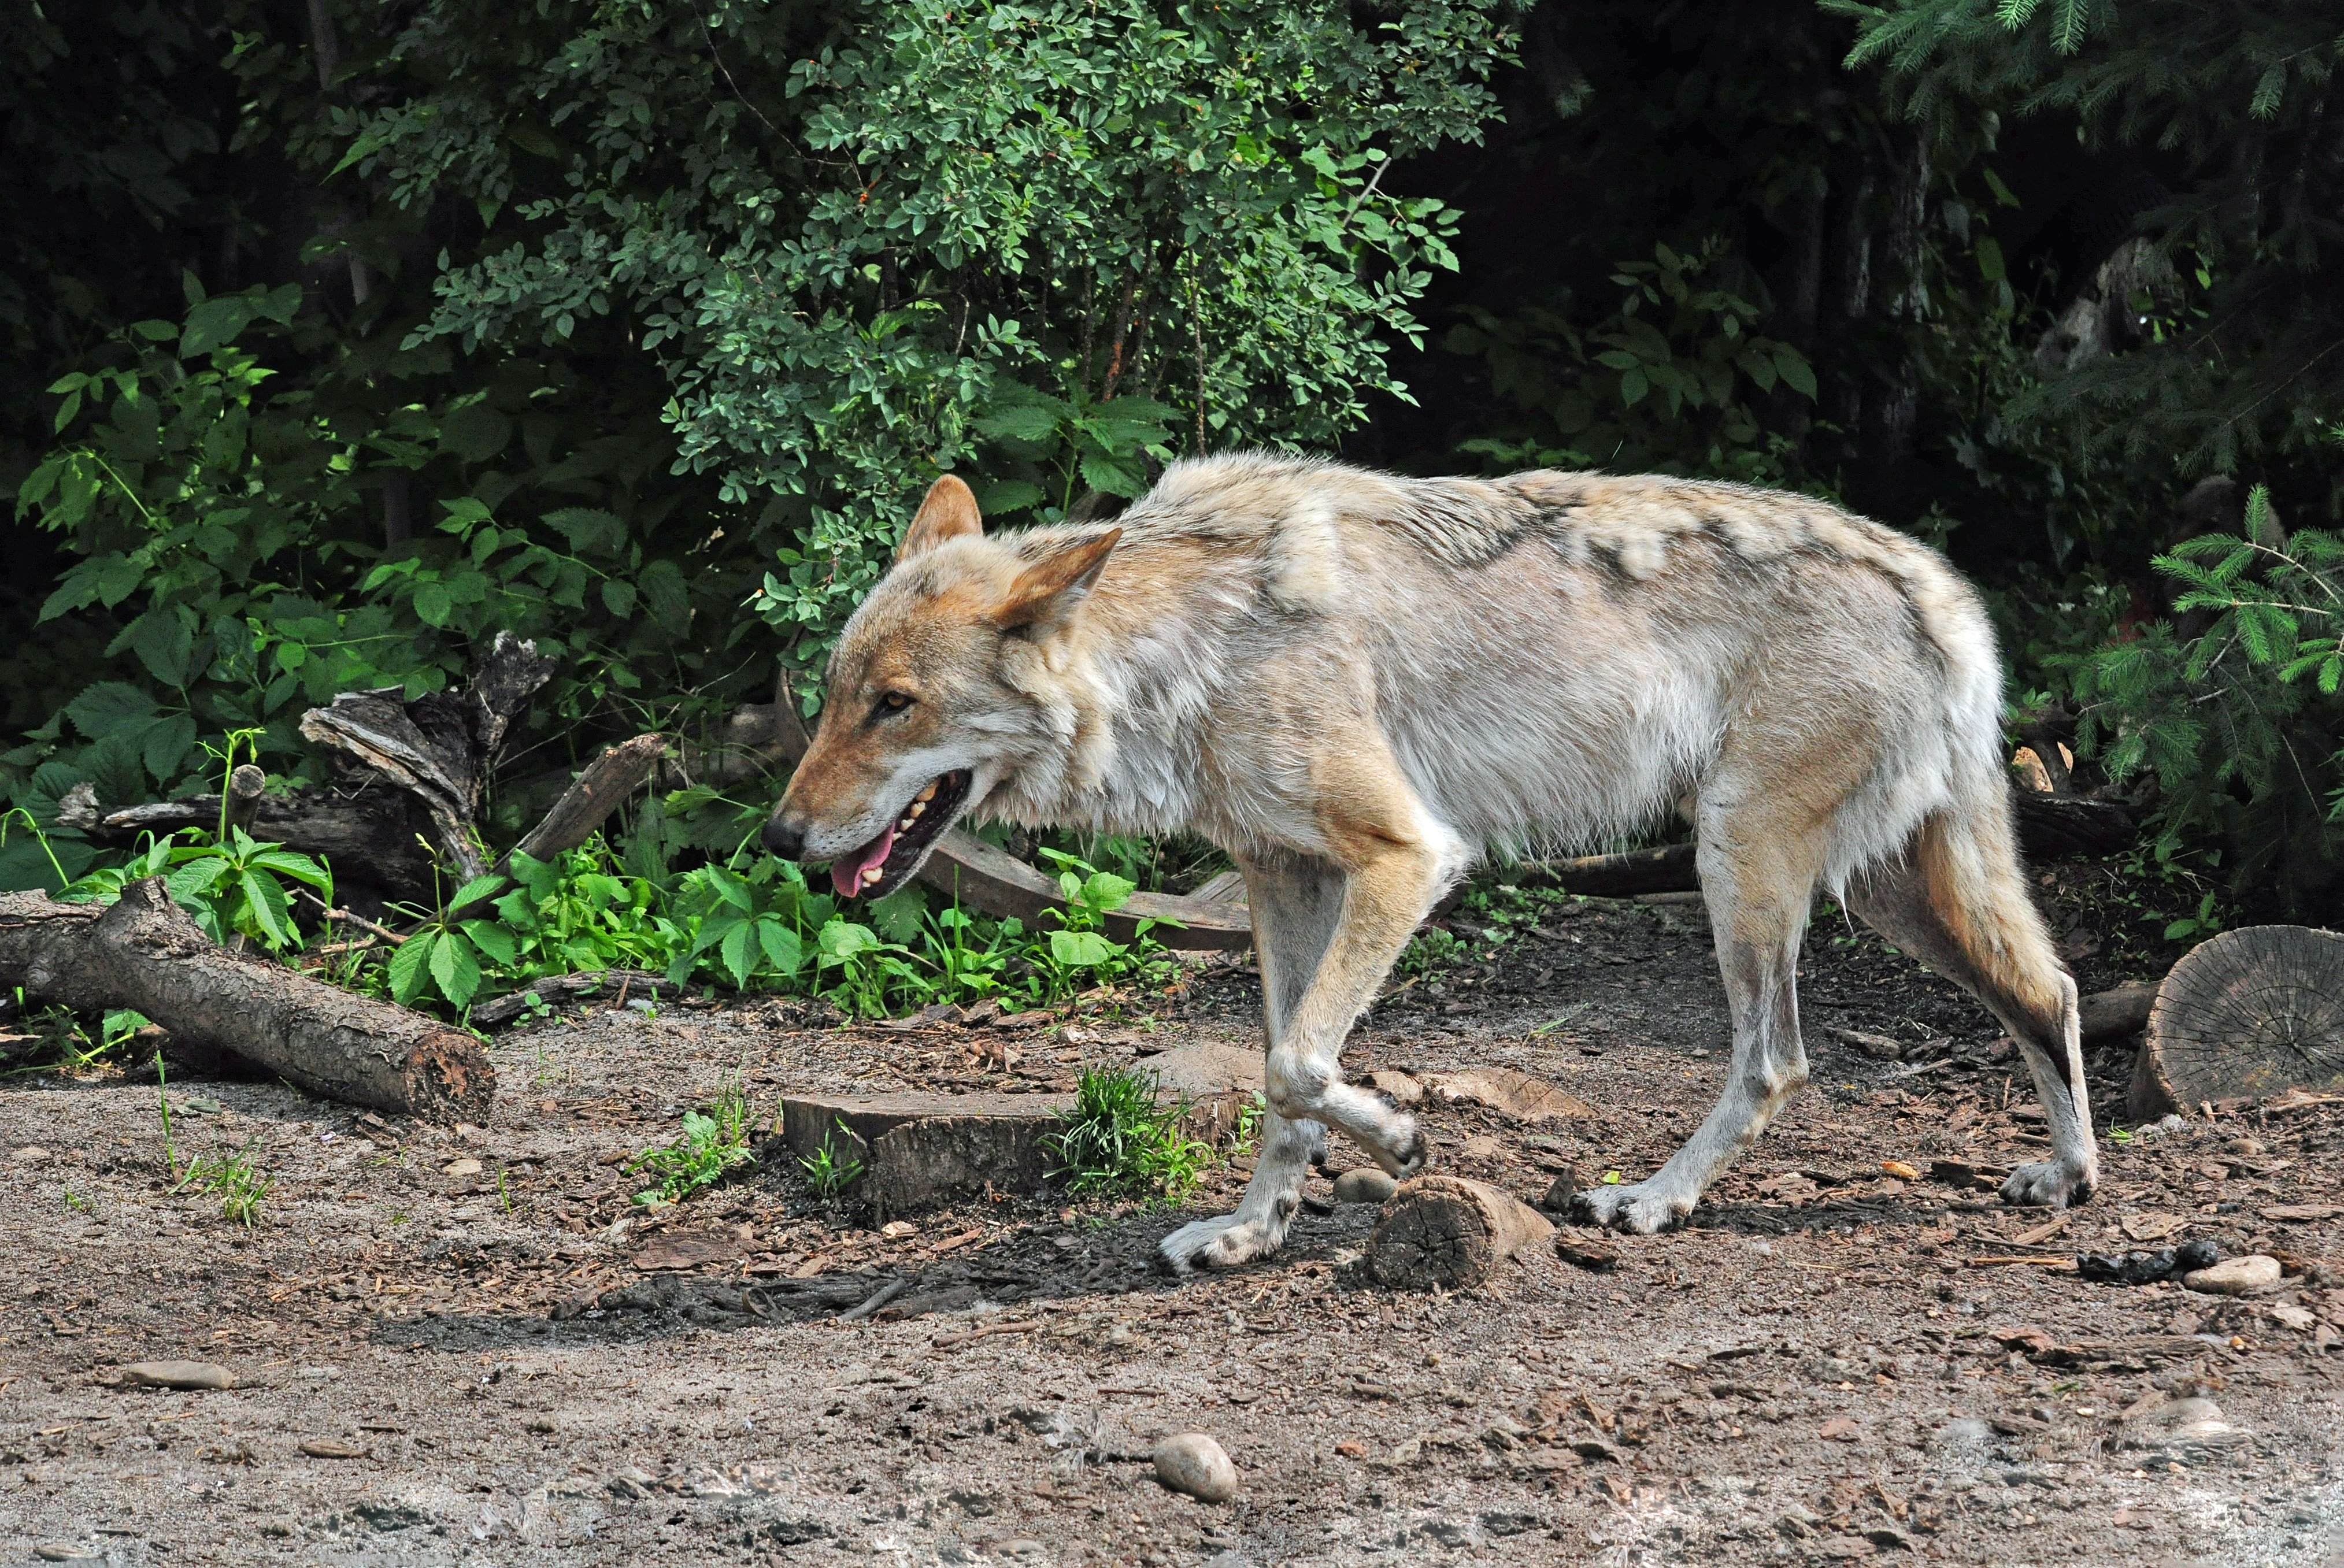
[993,529,1121,640]
[898,475,984,562]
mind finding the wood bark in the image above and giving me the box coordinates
[84,784,440,903]
[1368,1174,1555,1291]
[1512,844,1699,898]
[507,733,667,868]
[2130,925,2344,1120]
[0,878,493,1123]
[913,828,1253,952]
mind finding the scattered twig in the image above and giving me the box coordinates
[836,1276,909,1323]
[931,1318,1040,1349]
[295,890,407,947]
[1967,1255,2079,1270]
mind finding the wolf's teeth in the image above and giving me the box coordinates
[906,800,925,820]
[916,781,939,802]
[861,866,883,887]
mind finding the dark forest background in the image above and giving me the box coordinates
[4,0,2340,921]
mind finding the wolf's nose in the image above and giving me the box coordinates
[760,814,806,860]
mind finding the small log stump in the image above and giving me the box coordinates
[1368,1174,1555,1291]
[2130,925,2344,1120]
[0,878,493,1122]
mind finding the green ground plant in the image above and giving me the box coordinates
[798,1119,866,1200]
[175,1139,272,1228]
[627,1087,756,1207]
[1043,1066,1213,1201]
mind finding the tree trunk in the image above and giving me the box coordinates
[0,878,493,1123]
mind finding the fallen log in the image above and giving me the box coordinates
[914,828,1253,952]
[1512,844,1699,898]
[2129,925,2344,1120]
[469,968,687,1027]
[1368,1174,1555,1291]
[2079,977,2160,1042]
[0,878,492,1122]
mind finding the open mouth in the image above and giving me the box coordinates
[829,770,972,900]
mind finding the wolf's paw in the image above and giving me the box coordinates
[1158,1212,1287,1277]
[1367,1116,1430,1180]
[1571,1178,1694,1235]
[1999,1158,2097,1210]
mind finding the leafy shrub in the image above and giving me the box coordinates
[2060,485,2343,908]
[1447,238,1816,485]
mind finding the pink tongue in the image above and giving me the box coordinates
[831,822,897,898]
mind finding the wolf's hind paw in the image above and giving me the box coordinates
[1999,1158,2096,1211]
[1570,1179,1693,1236]
[1158,1213,1285,1277]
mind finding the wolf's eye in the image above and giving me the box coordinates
[875,691,913,717]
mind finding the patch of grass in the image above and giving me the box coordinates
[627,1086,755,1206]
[175,1140,272,1228]
[798,1118,865,1199]
[1043,1066,1212,1200]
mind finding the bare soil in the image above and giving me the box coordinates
[4,868,2341,1567]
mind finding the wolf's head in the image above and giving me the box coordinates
[761,476,1120,898]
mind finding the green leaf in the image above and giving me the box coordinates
[972,479,1048,516]
[64,682,160,740]
[1079,871,1136,913]
[125,610,195,688]
[450,873,509,909]
[141,713,198,784]
[249,848,332,892]
[1772,347,1817,399]
[460,919,517,966]
[720,919,757,988]
[639,559,691,635]
[413,582,453,627]
[1049,929,1120,968]
[756,918,804,975]
[973,404,1062,443]
[389,931,435,1003]
[239,868,295,947]
[817,920,879,965]
[180,296,258,358]
[431,928,483,1007]
[601,580,636,617]
[442,402,514,464]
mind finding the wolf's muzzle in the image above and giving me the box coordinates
[760,813,808,861]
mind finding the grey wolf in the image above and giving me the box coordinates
[761,455,2096,1273]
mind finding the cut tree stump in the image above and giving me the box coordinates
[0,878,492,1122]
[1368,1174,1555,1291]
[2130,925,2344,1120]
[779,1090,1074,1214]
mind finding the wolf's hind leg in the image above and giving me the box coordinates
[1576,818,1821,1235]
[1844,811,2096,1209]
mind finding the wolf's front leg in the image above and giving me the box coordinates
[1159,1111,1323,1274]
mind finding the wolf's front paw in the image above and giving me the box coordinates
[1571,1178,1693,1235]
[1999,1158,2097,1210]
[1158,1213,1286,1276]
[1372,1117,1430,1180]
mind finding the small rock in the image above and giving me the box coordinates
[2268,1303,2317,1331]
[2221,1136,2264,1157]
[880,1220,919,1239]
[1333,1439,1368,1458]
[1925,1417,1993,1456]
[1331,1168,1397,1205]
[12,1146,51,1166]
[121,1360,235,1391]
[1458,1133,1504,1160]
[2183,1254,2281,1295]
[1153,1433,1238,1503]
[33,1546,90,1564]
[441,1157,482,1177]
[298,1439,369,1459]
[1367,1069,1424,1106]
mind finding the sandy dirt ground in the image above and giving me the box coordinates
[2,875,2340,1567]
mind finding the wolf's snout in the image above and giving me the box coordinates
[760,813,808,861]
